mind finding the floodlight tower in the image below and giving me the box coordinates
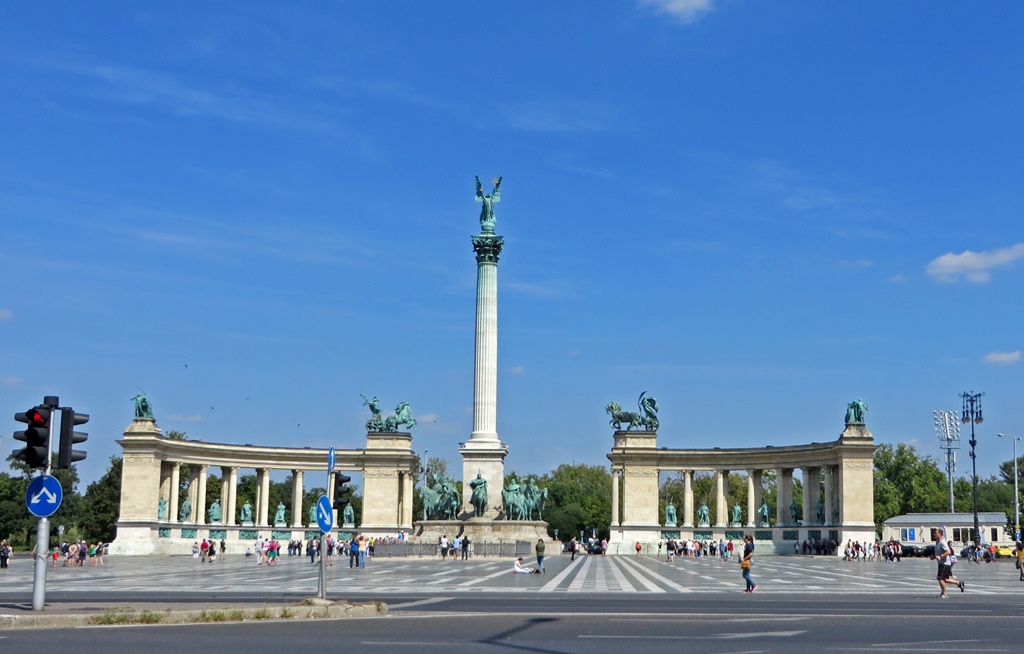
[934,410,961,512]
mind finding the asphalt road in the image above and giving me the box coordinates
[2,593,1021,654]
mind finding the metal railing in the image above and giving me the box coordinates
[370,541,534,558]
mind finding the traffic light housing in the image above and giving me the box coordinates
[13,406,52,469]
[58,407,89,469]
[333,472,352,511]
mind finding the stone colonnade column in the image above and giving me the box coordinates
[218,467,230,525]
[714,470,727,527]
[823,465,834,525]
[186,469,198,523]
[258,468,271,527]
[746,470,756,527]
[611,469,620,526]
[401,471,414,529]
[159,465,171,518]
[227,467,238,526]
[292,470,304,527]
[753,470,764,525]
[802,467,813,526]
[683,470,693,527]
[170,463,180,523]
[777,468,793,527]
[196,465,208,525]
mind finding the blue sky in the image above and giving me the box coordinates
[2,1,1022,488]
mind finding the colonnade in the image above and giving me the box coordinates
[606,424,876,552]
[114,417,417,555]
[610,465,841,528]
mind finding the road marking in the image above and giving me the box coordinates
[606,556,638,593]
[618,556,691,592]
[458,567,514,587]
[387,597,451,609]
[609,557,658,592]
[538,555,583,592]
[566,556,593,592]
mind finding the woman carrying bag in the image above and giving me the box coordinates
[740,534,756,593]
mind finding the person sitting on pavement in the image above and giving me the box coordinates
[513,557,539,574]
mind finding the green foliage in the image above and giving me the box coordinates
[80,457,122,543]
[874,443,952,532]
[538,464,611,540]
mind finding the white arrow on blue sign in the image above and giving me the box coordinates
[328,446,335,473]
[316,495,333,533]
[26,474,63,518]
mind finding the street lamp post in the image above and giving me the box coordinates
[960,391,984,547]
[997,433,1021,542]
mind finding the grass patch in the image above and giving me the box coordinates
[90,609,136,625]
[229,610,245,621]
[279,608,294,619]
[252,607,272,620]
[137,611,163,624]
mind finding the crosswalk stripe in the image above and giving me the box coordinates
[539,555,584,592]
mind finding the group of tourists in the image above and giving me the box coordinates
[58,540,104,567]
[191,538,224,562]
[437,534,470,560]
[661,538,734,560]
[796,538,839,556]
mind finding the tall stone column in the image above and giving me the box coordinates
[611,469,620,526]
[753,470,764,526]
[401,471,413,530]
[196,465,208,525]
[292,470,304,528]
[714,470,727,527]
[778,468,793,527]
[823,465,834,526]
[258,468,271,527]
[746,470,756,527]
[460,229,509,517]
[170,463,180,523]
[226,467,238,526]
[683,470,694,527]
[159,464,171,518]
[186,470,198,523]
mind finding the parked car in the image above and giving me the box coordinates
[900,544,922,557]
[920,544,935,558]
[994,544,1014,558]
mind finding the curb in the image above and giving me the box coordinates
[0,601,388,630]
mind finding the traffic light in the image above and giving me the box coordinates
[13,405,52,469]
[333,472,352,511]
[58,407,89,469]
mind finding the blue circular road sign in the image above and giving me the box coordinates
[316,495,334,533]
[26,474,63,518]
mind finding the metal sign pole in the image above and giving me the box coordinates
[31,402,57,611]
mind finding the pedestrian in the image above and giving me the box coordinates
[930,528,964,597]
[357,535,367,568]
[1015,541,1024,581]
[440,534,449,560]
[200,538,209,563]
[220,539,226,559]
[208,540,217,563]
[77,541,87,567]
[535,538,546,573]
[570,537,578,561]
[349,536,359,568]
[740,534,756,592]
[635,541,641,556]
[0,540,11,569]
[461,535,470,560]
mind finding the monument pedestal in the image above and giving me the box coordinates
[460,439,508,520]
[415,518,549,545]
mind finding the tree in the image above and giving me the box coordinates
[540,464,611,540]
[874,443,948,533]
[80,457,122,543]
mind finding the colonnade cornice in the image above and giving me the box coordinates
[118,435,416,473]
[608,437,874,471]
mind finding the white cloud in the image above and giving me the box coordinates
[0,375,23,387]
[0,308,12,321]
[983,350,1021,366]
[501,99,615,132]
[417,413,439,423]
[926,243,1024,283]
[639,0,714,24]
[509,366,526,375]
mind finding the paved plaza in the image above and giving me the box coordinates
[3,552,1022,600]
